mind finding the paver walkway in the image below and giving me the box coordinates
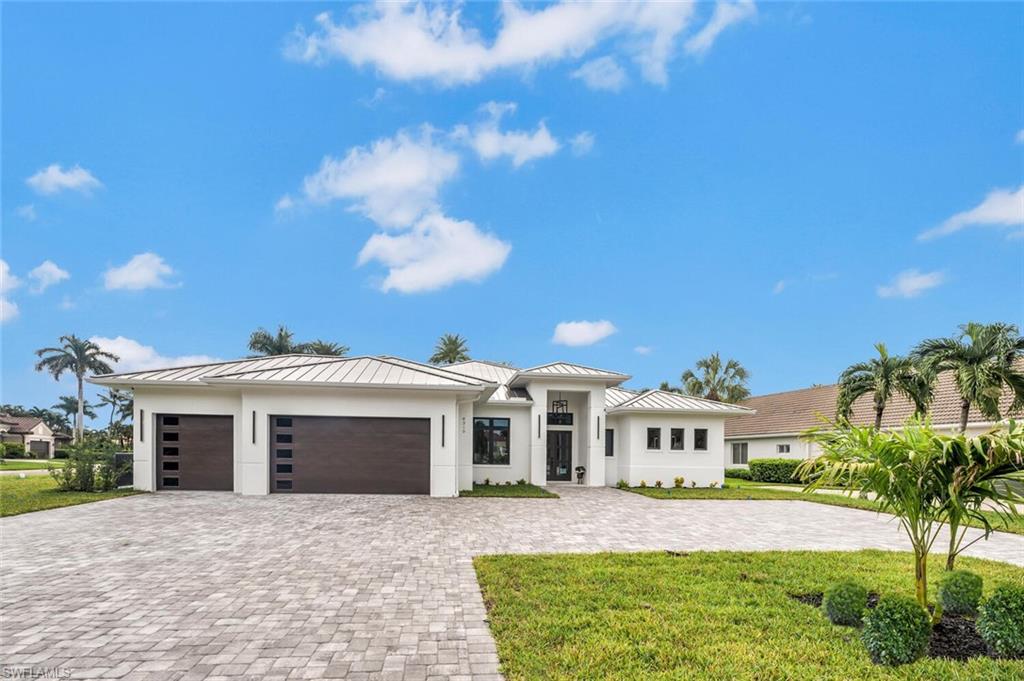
[2,486,1022,680]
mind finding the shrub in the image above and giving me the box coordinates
[725,467,751,480]
[53,449,70,459]
[1,442,27,459]
[861,597,931,666]
[655,480,663,488]
[516,478,527,486]
[673,476,685,488]
[937,570,983,616]
[483,478,491,486]
[639,480,647,488]
[504,480,512,486]
[690,480,697,488]
[976,585,1024,658]
[709,481,719,488]
[748,458,802,483]
[822,581,868,626]
[49,448,127,493]
[616,479,629,489]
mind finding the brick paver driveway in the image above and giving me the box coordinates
[2,487,1022,680]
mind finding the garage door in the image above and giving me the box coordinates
[157,414,233,490]
[29,440,50,457]
[270,416,430,494]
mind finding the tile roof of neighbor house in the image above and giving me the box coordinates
[724,370,1023,438]
[0,415,44,433]
[608,390,755,415]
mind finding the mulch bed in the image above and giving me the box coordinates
[788,592,994,661]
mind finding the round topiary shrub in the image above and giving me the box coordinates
[861,596,931,666]
[822,581,868,626]
[976,585,1024,658]
[937,570,983,616]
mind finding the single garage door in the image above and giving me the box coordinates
[157,414,233,490]
[270,416,430,494]
[29,440,50,457]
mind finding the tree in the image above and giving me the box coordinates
[301,340,349,356]
[680,353,750,403]
[96,388,132,427]
[28,407,67,433]
[658,381,683,394]
[912,322,1024,432]
[247,325,348,357]
[836,342,932,429]
[53,395,97,422]
[429,334,470,365]
[35,336,118,444]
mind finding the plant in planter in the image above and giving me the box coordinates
[861,596,931,666]
[575,466,586,485]
[976,584,1024,658]
[822,581,868,626]
[673,476,684,488]
[937,570,983,616]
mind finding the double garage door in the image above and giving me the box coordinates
[157,413,430,494]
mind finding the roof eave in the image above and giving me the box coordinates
[608,406,755,416]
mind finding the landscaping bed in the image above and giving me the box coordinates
[0,475,141,517]
[474,550,1024,680]
[460,482,558,498]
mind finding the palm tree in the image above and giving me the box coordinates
[836,342,932,429]
[912,322,1024,432]
[658,381,683,394]
[429,334,470,365]
[96,388,132,427]
[53,395,97,422]
[36,336,118,443]
[680,353,750,403]
[248,325,301,356]
[301,340,349,356]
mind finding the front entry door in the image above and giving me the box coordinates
[546,430,572,481]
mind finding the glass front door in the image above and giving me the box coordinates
[546,430,572,481]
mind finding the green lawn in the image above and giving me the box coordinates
[0,475,142,517]
[460,483,559,498]
[629,481,1024,536]
[474,550,1024,680]
[0,459,66,471]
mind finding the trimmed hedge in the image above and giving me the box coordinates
[823,581,868,626]
[0,442,27,458]
[937,570,983,616]
[725,467,751,480]
[861,596,931,666]
[977,584,1024,658]
[748,458,802,483]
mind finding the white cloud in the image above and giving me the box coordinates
[28,260,70,293]
[360,87,387,108]
[90,336,220,373]
[1016,129,1024,144]
[772,279,786,294]
[0,259,22,295]
[570,131,595,156]
[876,269,946,299]
[301,128,459,228]
[634,345,653,355]
[0,298,18,324]
[572,56,627,92]
[919,185,1024,240]
[685,0,757,57]
[285,2,699,87]
[357,212,510,293]
[26,163,102,196]
[275,194,295,212]
[552,319,618,346]
[457,102,560,167]
[16,204,37,221]
[103,253,177,291]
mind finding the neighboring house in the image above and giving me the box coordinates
[0,415,56,458]
[724,372,1023,468]
[89,355,753,496]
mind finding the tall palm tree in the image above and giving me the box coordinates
[53,395,97,422]
[429,333,470,365]
[912,322,1024,432]
[681,353,750,403]
[96,388,132,427]
[836,342,932,429]
[658,381,683,394]
[248,325,301,356]
[36,335,118,443]
[301,340,349,356]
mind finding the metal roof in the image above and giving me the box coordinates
[511,361,630,386]
[89,354,340,385]
[445,361,531,404]
[608,389,755,416]
[604,386,641,409]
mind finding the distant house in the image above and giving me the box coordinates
[0,415,56,458]
[723,371,1022,467]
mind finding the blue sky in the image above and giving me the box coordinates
[2,1,1022,423]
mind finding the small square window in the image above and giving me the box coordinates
[276,433,293,444]
[276,449,292,459]
[162,447,178,456]
[276,463,293,474]
[646,427,661,450]
[162,416,179,426]
[162,477,179,487]
[777,444,791,454]
[670,428,685,450]
[162,432,179,442]
[162,461,179,471]
[276,417,292,428]
[276,479,292,490]
[694,428,708,451]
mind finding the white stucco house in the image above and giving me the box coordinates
[89,355,753,496]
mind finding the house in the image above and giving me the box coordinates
[0,415,56,458]
[724,372,1023,468]
[88,355,753,496]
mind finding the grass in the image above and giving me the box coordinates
[474,550,1024,680]
[627,480,1024,536]
[0,459,66,471]
[460,483,559,498]
[0,475,142,517]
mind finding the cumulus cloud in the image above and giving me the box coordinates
[285,2,704,87]
[634,345,653,355]
[26,163,102,196]
[104,253,177,291]
[0,297,18,323]
[0,260,21,324]
[876,269,946,299]
[572,56,627,92]
[685,0,757,56]
[274,194,295,213]
[357,212,510,293]
[570,131,595,156]
[552,319,618,346]
[918,185,1024,240]
[16,204,37,221]
[90,336,221,373]
[456,102,560,167]
[28,260,70,293]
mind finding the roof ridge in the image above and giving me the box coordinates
[520,360,628,376]
[199,355,360,378]
[92,353,336,379]
[372,356,489,386]
[446,359,520,370]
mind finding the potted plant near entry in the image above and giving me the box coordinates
[575,466,586,485]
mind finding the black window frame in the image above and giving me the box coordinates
[473,417,511,466]
[670,428,685,451]
[646,427,661,450]
[605,429,614,457]
[732,442,748,464]
[777,444,791,454]
[694,428,708,451]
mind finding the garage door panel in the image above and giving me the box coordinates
[271,416,429,494]
[157,414,233,491]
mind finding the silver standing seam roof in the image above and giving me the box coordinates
[607,389,755,415]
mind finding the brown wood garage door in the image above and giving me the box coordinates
[157,414,233,490]
[270,416,430,494]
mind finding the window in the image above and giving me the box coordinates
[605,429,615,457]
[162,416,179,426]
[162,461,179,471]
[162,477,179,487]
[694,429,708,450]
[276,463,292,474]
[777,444,791,454]
[162,432,179,442]
[276,417,292,428]
[473,418,511,465]
[276,433,293,444]
[276,479,292,490]
[162,447,178,457]
[670,428,685,450]
[276,449,292,459]
[732,442,748,464]
[647,427,661,450]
